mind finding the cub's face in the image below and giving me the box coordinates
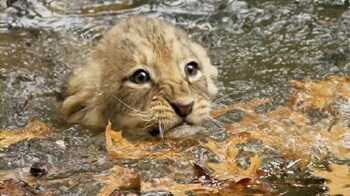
[59,17,218,136]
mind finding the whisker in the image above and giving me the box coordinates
[113,95,142,113]
[142,123,154,131]
[213,91,238,105]
[190,84,210,100]
[203,117,224,130]
[159,123,164,139]
[129,111,153,120]
[203,118,214,128]
[212,118,224,129]
[142,116,156,129]
[113,95,154,119]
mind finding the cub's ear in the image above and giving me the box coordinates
[57,62,106,129]
[56,81,68,103]
[190,42,218,97]
[206,65,219,98]
[190,42,218,78]
[206,62,218,80]
[56,83,90,125]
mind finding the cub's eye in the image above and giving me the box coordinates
[130,69,150,84]
[185,62,198,77]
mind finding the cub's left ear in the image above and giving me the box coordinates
[207,63,218,80]
[206,64,218,97]
[190,43,218,97]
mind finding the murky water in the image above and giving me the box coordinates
[1,0,350,195]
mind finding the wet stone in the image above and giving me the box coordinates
[30,161,49,177]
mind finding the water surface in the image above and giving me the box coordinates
[1,0,349,194]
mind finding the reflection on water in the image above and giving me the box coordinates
[0,0,349,194]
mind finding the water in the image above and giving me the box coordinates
[0,0,349,195]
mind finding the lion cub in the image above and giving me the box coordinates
[58,16,218,137]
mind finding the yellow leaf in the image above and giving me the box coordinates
[141,177,217,195]
[205,156,260,182]
[201,138,261,182]
[105,121,184,160]
[289,76,350,111]
[311,163,350,195]
[94,166,140,195]
[0,120,49,148]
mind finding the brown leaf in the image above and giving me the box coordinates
[201,138,261,182]
[105,122,185,160]
[205,156,261,183]
[311,163,350,195]
[0,168,52,196]
[0,120,49,148]
[94,166,141,195]
[0,178,52,196]
[289,76,350,112]
[105,121,154,159]
[141,177,217,195]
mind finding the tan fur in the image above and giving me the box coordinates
[58,16,218,135]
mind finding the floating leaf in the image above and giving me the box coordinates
[0,120,49,148]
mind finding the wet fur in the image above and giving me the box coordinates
[58,16,218,135]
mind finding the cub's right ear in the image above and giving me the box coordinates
[56,62,106,129]
[56,79,69,103]
[56,74,89,124]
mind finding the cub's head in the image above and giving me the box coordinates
[58,16,218,136]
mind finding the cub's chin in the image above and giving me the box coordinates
[58,16,218,138]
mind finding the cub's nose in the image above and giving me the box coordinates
[170,102,194,117]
